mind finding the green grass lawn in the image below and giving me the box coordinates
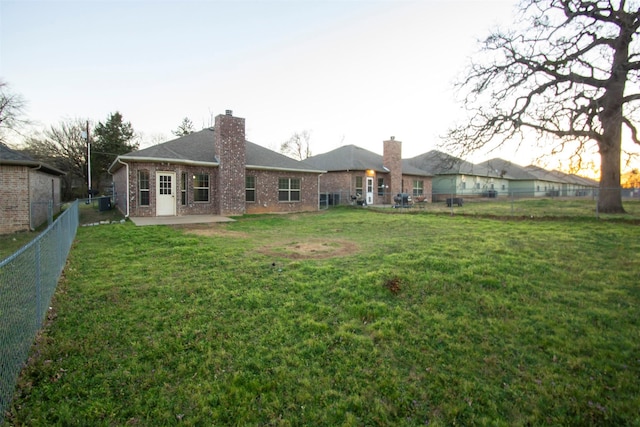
[0,201,124,261]
[5,208,640,426]
[404,197,640,220]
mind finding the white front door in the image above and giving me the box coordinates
[156,172,176,216]
[366,177,374,205]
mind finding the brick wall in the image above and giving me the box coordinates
[402,175,433,202]
[245,170,319,214]
[0,165,30,233]
[29,169,61,229]
[319,171,352,194]
[214,111,246,216]
[383,137,402,197]
[122,161,221,217]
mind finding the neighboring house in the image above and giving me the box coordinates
[524,165,598,196]
[0,143,64,234]
[405,150,509,200]
[305,137,432,205]
[108,111,325,218]
[477,158,550,197]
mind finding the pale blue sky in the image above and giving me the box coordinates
[2,0,537,163]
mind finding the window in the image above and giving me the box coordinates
[476,182,481,189]
[462,181,467,190]
[159,175,171,195]
[193,173,209,202]
[378,178,385,196]
[278,178,301,202]
[413,180,424,196]
[355,176,363,196]
[139,170,149,206]
[181,173,187,205]
[246,175,256,202]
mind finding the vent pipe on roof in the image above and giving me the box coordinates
[390,136,395,140]
[225,110,233,116]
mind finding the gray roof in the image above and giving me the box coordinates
[304,144,430,176]
[110,128,324,173]
[406,150,493,176]
[476,158,538,180]
[525,165,598,187]
[0,143,65,175]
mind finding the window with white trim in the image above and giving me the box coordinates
[413,180,424,196]
[193,173,209,202]
[278,178,300,202]
[139,170,150,206]
[246,175,256,202]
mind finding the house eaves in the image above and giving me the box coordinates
[109,156,219,173]
[0,158,66,176]
[246,164,326,174]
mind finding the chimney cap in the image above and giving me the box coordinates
[225,109,233,116]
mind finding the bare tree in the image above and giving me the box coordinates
[23,119,91,199]
[446,0,640,213]
[280,130,312,160]
[173,117,195,137]
[0,80,29,144]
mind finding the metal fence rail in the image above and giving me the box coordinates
[0,200,79,423]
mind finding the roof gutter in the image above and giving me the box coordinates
[1,159,66,176]
[246,164,326,174]
[109,156,219,172]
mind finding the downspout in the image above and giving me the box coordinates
[317,174,321,210]
[114,158,130,218]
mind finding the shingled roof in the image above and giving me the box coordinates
[405,150,493,176]
[476,158,538,180]
[0,143,65,175]
[304,144,430,176]
[525,165,598,186]
[109,128,324,173]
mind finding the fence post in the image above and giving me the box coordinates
[0,200,80,424]
[35,239,42,329]
[511,191,514,216]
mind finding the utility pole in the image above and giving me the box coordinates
[82,121,92,203]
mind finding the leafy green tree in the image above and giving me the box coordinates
[92,112,138,190]
[173,117,195,137]
[447,0,640,213]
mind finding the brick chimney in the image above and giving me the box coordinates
[383,136,402,198]
[214,110,246,216]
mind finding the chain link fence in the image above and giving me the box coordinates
[0,200,79,423]
[320,188,640,218]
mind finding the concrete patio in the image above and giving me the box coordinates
[129,215,236,226]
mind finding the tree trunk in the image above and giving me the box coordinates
[597,20,630,215]
[598,141,624,213]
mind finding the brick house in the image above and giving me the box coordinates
[0,143,64,234]
[305,137,432,205]
[108,111,325,218]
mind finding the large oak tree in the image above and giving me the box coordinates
[447,0,640,213]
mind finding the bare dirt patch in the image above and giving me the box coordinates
[259,238,360,260]
[172,224,251,239]
[174,224,360,259]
